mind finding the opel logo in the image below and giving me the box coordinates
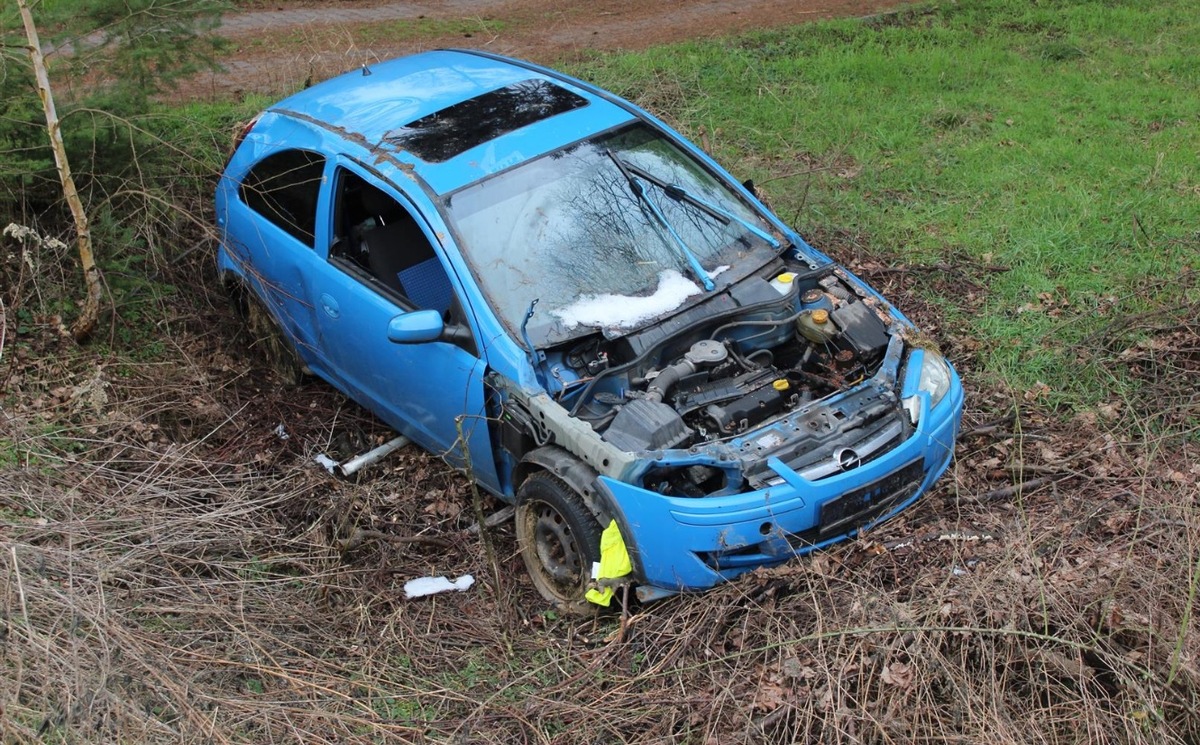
[836,448,862,472]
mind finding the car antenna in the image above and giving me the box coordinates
[361,63,372,76]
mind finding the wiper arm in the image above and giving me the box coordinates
[623,162,782,249]
[607,149,715,292]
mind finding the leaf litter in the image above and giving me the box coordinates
[2,219,1198,744]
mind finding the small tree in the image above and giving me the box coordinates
[15,0,99,340]
[1,0,226,340]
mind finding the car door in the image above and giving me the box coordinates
[219,128,329,367]
[310,159,499,492]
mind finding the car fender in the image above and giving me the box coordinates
[515,446,614,525]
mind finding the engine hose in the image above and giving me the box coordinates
[747,349,774,368]
[645,359,695,403]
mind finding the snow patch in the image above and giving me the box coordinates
[554,270,703,330]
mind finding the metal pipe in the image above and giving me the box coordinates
[335,435,409,478]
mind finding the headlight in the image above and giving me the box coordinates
[902,350,953,425]
[918,350,952,408]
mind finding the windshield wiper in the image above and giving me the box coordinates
[606,149,716,292]
[622,162,782,249]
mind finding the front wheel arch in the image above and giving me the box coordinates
[513,446,612,525]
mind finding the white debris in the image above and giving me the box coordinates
[313,453,338,473]
[404,574,475,598]
[3,222,67,250]
[273,423,289,441]
[554,269,703,330]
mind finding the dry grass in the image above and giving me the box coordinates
[2,252,1199,743]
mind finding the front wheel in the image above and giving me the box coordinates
[515,473,603,614]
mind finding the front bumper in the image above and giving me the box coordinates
[598,368,963,598]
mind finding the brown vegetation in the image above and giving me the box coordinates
[2,227,1197,742]
[2,1,1198,741]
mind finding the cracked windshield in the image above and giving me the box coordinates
[447,123,780,345]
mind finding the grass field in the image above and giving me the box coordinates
[575,0,1200,411]
[2,0,1198,742]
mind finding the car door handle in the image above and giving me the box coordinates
[320,293,340,319]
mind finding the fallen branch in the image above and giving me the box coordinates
[978,476,1065,502]
[960,411,1018,438]
[465,505,515,535]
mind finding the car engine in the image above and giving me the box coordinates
[553,265,896,455]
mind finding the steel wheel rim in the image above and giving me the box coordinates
[527,500,583,591]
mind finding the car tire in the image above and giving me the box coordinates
[238,289,306,387]
[515,472,604,615]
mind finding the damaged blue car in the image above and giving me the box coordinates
[215,50,963,611]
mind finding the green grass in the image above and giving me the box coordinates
[571,0,1200,408]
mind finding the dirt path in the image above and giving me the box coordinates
[202,0,907,96]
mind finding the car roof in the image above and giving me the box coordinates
[269,50,636,194]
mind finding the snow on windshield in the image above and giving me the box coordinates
[553,266,729,330]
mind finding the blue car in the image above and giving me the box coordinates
[216,50,963,611]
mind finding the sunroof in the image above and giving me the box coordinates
[386,78,588,163]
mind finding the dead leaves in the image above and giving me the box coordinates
[422,488,463,521]
[880,661,913,689]
[753,671,789,713]
[751,655,819,714]
[749,654,915,721]
[1016,289,1073,317]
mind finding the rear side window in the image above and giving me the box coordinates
[238,149,325,247]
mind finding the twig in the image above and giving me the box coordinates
[339,528,450,552]
[757,164,834,184]
[465,505,514,535]
[456,415,505,606]
[978,476,1064,502]
[617,583,631,644]
[864,262,1007,276]
[960,411,1017,438]
[0,296,7,366]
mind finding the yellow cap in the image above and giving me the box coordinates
[775,272,795,284]
[811,309,830,324]
[772,379,790,391]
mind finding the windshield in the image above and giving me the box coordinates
[446,123,781,346]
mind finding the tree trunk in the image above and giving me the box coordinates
[16,0,103,342]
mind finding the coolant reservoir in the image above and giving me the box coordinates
[797,308,836,344]
[770,272,797,295]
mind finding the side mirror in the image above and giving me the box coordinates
[387,309,444,344]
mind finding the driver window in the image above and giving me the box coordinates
[330,168,455,317]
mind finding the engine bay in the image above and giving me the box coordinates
[546,264,899,457]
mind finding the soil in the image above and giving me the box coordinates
[205,0,908,95]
